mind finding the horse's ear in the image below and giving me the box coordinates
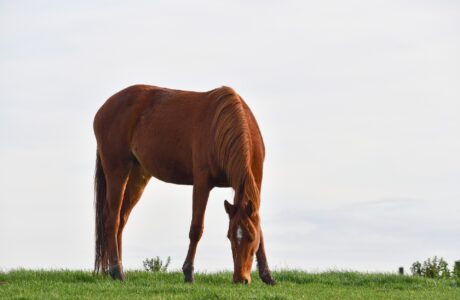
[224,200,236,217]
[246,201,254,217]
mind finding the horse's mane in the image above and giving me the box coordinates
[209,86,260,210]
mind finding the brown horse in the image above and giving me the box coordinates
[93,84,275,284]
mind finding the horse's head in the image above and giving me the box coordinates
[224,200,260,284]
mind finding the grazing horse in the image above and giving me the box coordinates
[93,84,275,284]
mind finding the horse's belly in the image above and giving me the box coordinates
[130,95,203,185]
[131,142,193,185]
[131,131,194,185]
[144,159,193,185]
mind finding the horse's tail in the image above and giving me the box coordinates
[210,86,260,208]
[94,150,108,274]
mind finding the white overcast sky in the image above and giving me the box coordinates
[1,0,459,273]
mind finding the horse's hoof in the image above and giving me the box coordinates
[259,270,276,285]
[184,274,194,283]
[182,263,194,283]
[109,265,126,281]
[262,276,276,285]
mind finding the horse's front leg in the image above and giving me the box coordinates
[256,229,276,285]
[182,181,211,283]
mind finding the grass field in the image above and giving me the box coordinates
[1,270,459,299]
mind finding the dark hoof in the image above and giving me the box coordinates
[182,263,194,283]
[109,265,126,281]
[259,270,276,285]
[262,276,276,285]
[184,273,194,283]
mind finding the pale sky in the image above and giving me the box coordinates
[1,0,459,273]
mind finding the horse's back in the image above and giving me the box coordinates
[94,84,209,144]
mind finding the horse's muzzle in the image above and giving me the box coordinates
[233,274,251,284]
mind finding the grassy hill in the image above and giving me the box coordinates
[1,270,459,299]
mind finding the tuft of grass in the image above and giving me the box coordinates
[0,269,459,299]
[143,256,171,273]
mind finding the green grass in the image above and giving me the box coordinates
[0,270,459,299]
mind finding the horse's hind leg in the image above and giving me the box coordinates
[182,177,211,283]
[101,156,132,281]
[117,161,150,260]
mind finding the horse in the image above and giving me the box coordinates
[93,84,275,284]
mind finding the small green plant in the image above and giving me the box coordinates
[143,256,171,272]
[410,261,422,276]
[454,261,460,278]
[410,256,450,278]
